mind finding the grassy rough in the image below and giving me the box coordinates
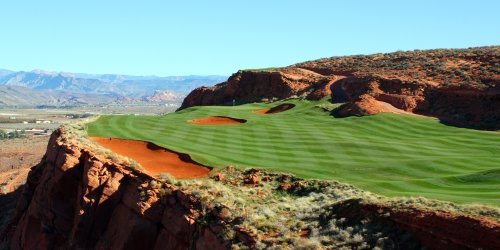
[295,46,500,88]
[175,167,499,249]
[86,99,500,206]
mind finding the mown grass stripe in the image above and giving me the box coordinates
[87,99,500,206]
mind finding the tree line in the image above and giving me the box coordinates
[0,130,26,139]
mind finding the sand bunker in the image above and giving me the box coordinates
[90,137,210,178]
[187,116,246,125]
[253,103,296,114]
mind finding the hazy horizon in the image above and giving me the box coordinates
[0,67,228,78]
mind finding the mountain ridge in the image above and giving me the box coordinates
[0,69,226,107]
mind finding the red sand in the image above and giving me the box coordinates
[187,116,246,125]
[253,103,296,114]
[89,137,210,178]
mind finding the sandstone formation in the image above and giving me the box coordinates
[336,94,394,117]
[253,103,296,114]
[1,130,247,249]
[330,199,500,250]
[181,47,500,129]
[330,75,500,129]
[180,68,337,109]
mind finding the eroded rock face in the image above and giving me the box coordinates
[332,75,500,129]
[337,94,393,117]
[181,68,500,129]
[180,68,336,109]
[3,130,237,250]
[330,199,500,250]
[424,84,500,128]
[180,47,500,129]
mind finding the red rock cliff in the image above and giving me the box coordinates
[331,75,500,129]
[2,130,247,249]
[180,68,336,109]
[180,47,500,129]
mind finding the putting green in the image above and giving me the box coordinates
[86,99,500,206]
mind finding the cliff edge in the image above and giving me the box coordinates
[1,129,242,249]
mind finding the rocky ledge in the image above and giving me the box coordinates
[180,47,500,129]
[180,68,338,109]
[1,129,250,249]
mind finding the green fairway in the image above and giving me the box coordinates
[86,100,500,206]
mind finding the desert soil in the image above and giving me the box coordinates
[253,103,296,114]
[89,137,210,178]
[377,101,432,118]
[187,116,246,125]
[0,136,48,194]
[0,135,49,234]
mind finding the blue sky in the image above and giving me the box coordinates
[0,0,498,76]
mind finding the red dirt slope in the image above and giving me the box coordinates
[187,116,246,125]
[90,137,210,178]
[336,95,392,116]
[180,68,335,109]
[253,103,296,114]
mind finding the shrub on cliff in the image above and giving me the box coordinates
[158,172,177,185]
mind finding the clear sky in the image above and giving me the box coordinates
[0,0,499,76]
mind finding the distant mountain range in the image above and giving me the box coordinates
[0,69,14,78]
[0,69,226,107]
[0,85,118,107]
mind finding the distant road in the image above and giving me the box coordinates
[0,123,60,130]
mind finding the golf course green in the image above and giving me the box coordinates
[86,99,500,206]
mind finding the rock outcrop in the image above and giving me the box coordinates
[336,94,394,117]
[180,47,500,129]
[330,199,500,250]
[180,68,336,109]
[331,75,500,129]
[2,130,248,249]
